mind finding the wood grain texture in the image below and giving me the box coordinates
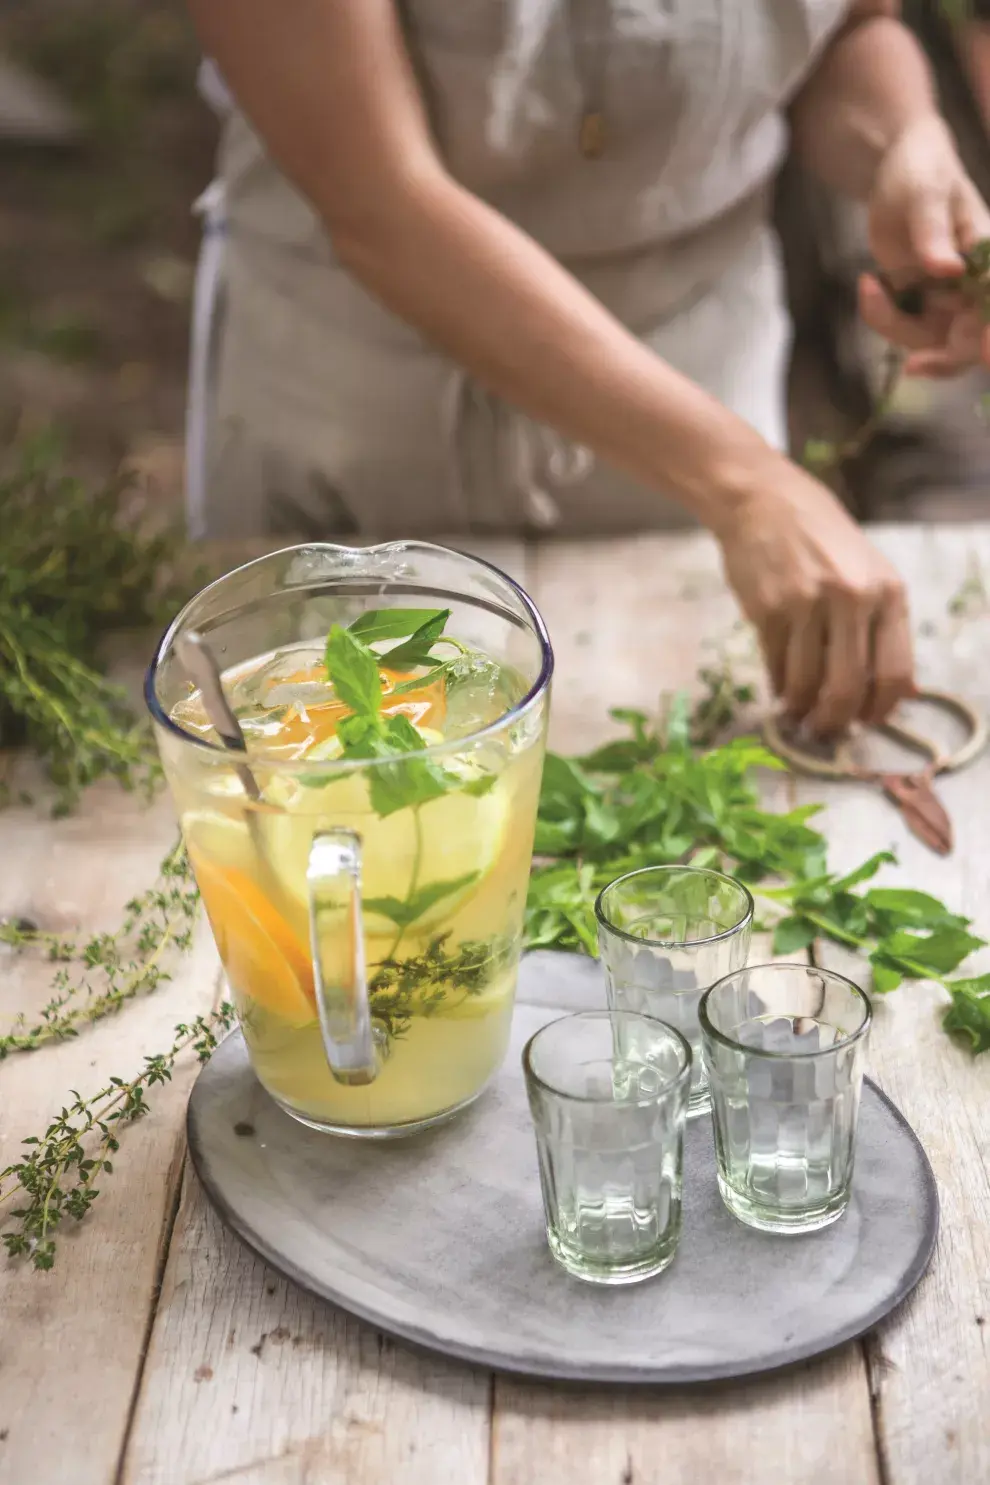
[492,1351,875,1485]
[0,784,220,1485]
[794,525,990,1485]
[531,533,752,751]
[120,1171,491,1485]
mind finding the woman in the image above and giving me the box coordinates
[185,0,990,737]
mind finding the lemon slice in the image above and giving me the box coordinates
[261,761,510,932]
[181,806,255,873]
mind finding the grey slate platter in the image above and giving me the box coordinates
[187,952,939,1385]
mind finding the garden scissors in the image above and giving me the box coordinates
[763,689,988,856]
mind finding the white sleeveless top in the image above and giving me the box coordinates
[188,1,849,539]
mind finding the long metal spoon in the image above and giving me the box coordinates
[174,629,261,802]
[173,629,280,884]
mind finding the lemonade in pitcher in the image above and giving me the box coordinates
[148,544,552,1136]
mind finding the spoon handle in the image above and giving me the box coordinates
[174,630,262,802]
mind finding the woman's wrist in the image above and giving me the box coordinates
[790,13,943,202]
[638,398,783,540]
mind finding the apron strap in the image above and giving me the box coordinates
[185,179,227,540]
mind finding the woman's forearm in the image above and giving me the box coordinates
[332,176,772,534]
[186,0,774,536]
[957,21,990,138]
[790,10,941,201]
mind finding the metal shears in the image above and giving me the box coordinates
[763,689,988,856]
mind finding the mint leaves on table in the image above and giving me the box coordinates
[526,705,990,1054]
[942,976,990,1054]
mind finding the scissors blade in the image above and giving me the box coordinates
[878,772,953,856]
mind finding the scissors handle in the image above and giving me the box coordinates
[763,689,987,780]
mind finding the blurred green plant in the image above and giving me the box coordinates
[0,428,197,812]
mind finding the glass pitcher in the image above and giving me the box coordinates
[146,543,552,1137]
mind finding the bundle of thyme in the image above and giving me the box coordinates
[0,431,195,812]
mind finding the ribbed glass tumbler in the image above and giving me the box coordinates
[700,963,872,1233]
[596,867,753,1117]
[523,1010,692,1284]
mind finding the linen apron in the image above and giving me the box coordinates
[187,1,850,541]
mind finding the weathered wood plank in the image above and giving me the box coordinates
[121,1172,491,1485]
[532,533,750,751]
[795,525,990,1485]
[120,540,532,1485]
[493,1352,874,1485]
[488,533,879,1485]
[0,784,220,1485]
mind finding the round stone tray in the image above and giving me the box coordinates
[187,952,938,1385]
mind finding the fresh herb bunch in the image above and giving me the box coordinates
[802,238,990,481]
[0,1004,235,1271]
[0,838,200,1056]
[0,431,195,811]
[322,606,496,817]
[369,932,517,1044]
[526,700,990,1052]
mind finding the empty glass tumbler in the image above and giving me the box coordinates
[596,867,753,1117]
[700,963,872,1233]
[523,1011,692,1284]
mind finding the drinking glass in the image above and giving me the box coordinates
[699,963,872,1233]
[595,866,753,1118]
[523,1010,691,1285]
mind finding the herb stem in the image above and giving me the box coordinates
[384,806,425,963]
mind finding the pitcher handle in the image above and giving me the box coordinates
[307,829,378,1085]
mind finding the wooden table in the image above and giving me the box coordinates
[1,527,987,1485]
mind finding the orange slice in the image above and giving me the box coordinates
[258,665,446,754]
[191,852,316,1023]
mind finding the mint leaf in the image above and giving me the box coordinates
[866,887,967,931]
[325,625,382,717]
[875,926,984,976]
[773,916,817,954]
[382,714,427,752]
[462,772,497,798]
[540,754,597,805]
[366,872,479,928]
[382,610,452,670]
[348,608,446,644]
[832,853,896,894]
[391,662,452,695]
[366,714,457,817]
[369,761,452,817]
[945,972,990,995]
[870,959,903,994]
[943,980,990,1053]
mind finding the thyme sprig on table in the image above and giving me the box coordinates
[0,1004,235,1271]
[0,838,200,1056]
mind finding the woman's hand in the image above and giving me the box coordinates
[713,461,914,737]
[860,116,990,377]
